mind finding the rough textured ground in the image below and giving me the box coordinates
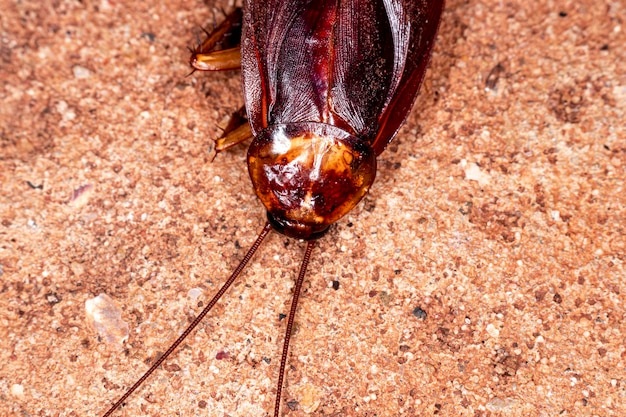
[1,0,624,416]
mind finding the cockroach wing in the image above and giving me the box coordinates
[242,0,444,239]
[241,0,444,154]
[371,0,445,154]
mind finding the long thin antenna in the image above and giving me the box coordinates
[101,222,273,417]
[273,239,316,417]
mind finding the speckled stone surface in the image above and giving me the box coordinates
[1,1,624,416]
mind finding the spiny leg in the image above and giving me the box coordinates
[215,106,254,154]
[189,7,243,72]
[189,8,252,154]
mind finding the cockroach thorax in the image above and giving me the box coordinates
[247,122,377,240]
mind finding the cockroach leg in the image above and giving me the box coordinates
[218,106,247,134]
[197,7,242,53]
[190,47,241,71]
[213,107,252,156]
[189,7,243,72]
[215,121,253,154]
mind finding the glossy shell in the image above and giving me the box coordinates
[248,122,376,239]
[241,0,445,238]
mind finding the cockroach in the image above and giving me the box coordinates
[102,0,444,415]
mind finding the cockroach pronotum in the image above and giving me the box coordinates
[102,0,445,415]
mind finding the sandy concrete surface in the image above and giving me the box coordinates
[1,0,624,416]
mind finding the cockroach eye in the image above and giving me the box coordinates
[247,122,377,240]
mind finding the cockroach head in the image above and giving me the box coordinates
[247,122,376,240]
